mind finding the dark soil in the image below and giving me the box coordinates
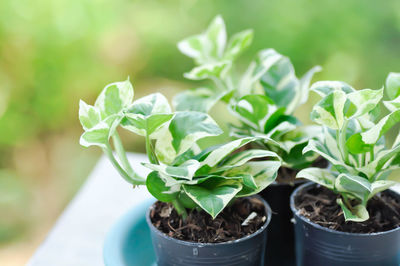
[276,156,329,184]
[150,197,267,243]
[294,185,400,233]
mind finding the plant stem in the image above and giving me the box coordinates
[145,132,159,165]
[172,199,188,220]
[103,145,145,185]
[112,132,134,175]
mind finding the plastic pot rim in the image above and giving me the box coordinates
[145,194,272,247]
[290,182,400,237]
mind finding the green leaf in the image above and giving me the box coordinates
[184,61,231,80]
[223,29,253,60]
[143,159,201,181]
[347,88,383,118]
[235,161,280,196]
[183,182,242,219]
[310,81,355,97]
[155,112,223,164]
[360,109,400,145]
[369,180,397,199]
[385,72,400,100]
[201,137,257,168]
[260,50,299,109]
[173,88,223,113]
[146,171,178,202]
[94,79,133,118]
[231,94,274,130]
[125,93,171,116]
[346,133,373,154]
[383,95,400,112]
[335,173,371,200]
[177,15,226,64]
[222,149,280,169]
[337,199,369,222]
[303,139,350,172]
[238,49,282,97]
[205,15,227,59]
[79,122,109,148]
[79,100,101,130]
[297,66,322,109]
[296,168,336,190]
[310,90,347,129]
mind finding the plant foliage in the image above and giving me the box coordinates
[79,79,281,218]
[297,73,400,222]
[174,16,322,169]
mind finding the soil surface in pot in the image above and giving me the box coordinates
[276,156,329,184]
[150,197,267,243]
[294,186,400,233]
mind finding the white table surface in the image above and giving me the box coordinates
[28,153,153,266]
[28,153,400,266]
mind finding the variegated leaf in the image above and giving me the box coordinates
[94,79,133,119]
[310,81,355,97]
[79,100,101,130]
[224,29,253,60]
[184,61,231,80]
[235,161,281,196]
[79,122,110,148]
[143,159,201,181]
[201,137,258,168]
[310,90,347,129]
[337,199,369,222]
[173,87,224,113]
[347,88,383,118]
[230,94,275,130]
[335,173,371,200]
[155,112,223,164]
[385,72,400,100]
[296,168,336,190]
[183,182,242,219]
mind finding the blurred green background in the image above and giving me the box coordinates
[0,0,399,264]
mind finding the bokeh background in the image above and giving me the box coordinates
[1,0,399,264]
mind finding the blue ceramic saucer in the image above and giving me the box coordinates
[103,199,156,266]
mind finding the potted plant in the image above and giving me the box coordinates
[173,15,326,264]
[292,73,400,265]
[79,79,282,265]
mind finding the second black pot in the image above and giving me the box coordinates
[259,181,304,266]
[290,182,400,266]
[146,195,272,266]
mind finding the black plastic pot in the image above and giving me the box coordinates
[259,180,304,266]
[146,195,272,266]
[290,182,400,266]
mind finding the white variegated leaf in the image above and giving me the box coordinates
[183,182,242,219]
[184,61,231,80]
[143,159,201,181]
[201,137,258,168]
[224,29,253,61]
[385,72,400,100]
[310,81,355,97]
[79,122,110,148]
[369,180,398,199]
[297,168,336,190]
[235,161,281,196]
[360,110,400,145]
[173,87,224,113]
[94,79,133,118]
[79,100,101,130]
[310,90,347,129]
[347,88,383,118]
[337,199,369,222]
[155,112,223,164]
